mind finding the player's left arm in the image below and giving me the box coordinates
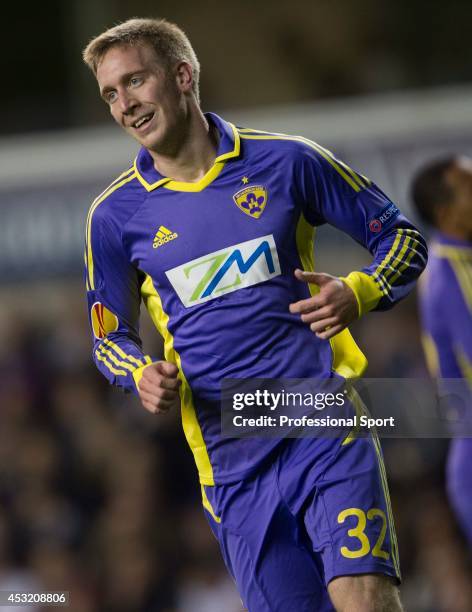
[290,145,428,338]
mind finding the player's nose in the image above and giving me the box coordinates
[119,92,139,115]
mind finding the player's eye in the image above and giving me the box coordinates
[106,90,117,104]
[130,76,143,87]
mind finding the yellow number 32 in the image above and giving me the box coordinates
[337,507,389,560]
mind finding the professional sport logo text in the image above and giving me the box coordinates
[166,235,281,307]
[368,203,400,233]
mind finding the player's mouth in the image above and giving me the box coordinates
[132,113,155,132]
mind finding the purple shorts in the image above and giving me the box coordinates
[203,433,401,612]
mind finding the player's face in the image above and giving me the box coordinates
[96,44,188,153]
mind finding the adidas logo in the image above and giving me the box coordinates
[153,225,178,249]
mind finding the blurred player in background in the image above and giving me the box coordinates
[412,157,472,548]
[82,18,427,611]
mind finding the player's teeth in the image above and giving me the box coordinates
[135,114,151,128]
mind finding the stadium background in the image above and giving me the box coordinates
[1,1,471,610]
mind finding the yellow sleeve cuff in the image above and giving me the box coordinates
[340,271,383,317]
[132,360,156,391]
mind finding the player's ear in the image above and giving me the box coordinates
[175,61,193,95]
[435,199,453,229]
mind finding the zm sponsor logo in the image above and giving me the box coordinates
[233,185,268,219]
[166,235,281,307]
[91,302,119,339]
[153,225,178,248]
[368,203,400,233]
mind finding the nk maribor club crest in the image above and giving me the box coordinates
[91,302,119,339]
[233,185,268,219]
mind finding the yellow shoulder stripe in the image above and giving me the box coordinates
[85,171,137,291]
[86,167,135,230]
[432,244,472,260]
[238,127,370,192]
[449,258,472,313]
[430,244,472,312]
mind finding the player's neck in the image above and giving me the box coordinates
[148,110,218,183]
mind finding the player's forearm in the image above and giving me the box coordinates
[342,226,428,315]
[93,333,155,393]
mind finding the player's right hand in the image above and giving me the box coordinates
[137,361,181,415]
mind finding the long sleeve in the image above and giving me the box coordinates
[297,143,428,316]
[85,205,154,393]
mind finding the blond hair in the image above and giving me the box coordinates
[83,18,200,103]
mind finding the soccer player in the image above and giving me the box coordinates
[411,157,472,548]
[82,18,427,611]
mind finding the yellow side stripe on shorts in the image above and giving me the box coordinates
[95,351,127,376]
[344,388,400,577]
[342,387,363,446]
[201,485,221,523]
[371,430,401,577]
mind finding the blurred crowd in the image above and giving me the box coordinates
[8,0,472,135]
[0,282,470,612]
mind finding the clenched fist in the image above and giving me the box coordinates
[137,360,182,414]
